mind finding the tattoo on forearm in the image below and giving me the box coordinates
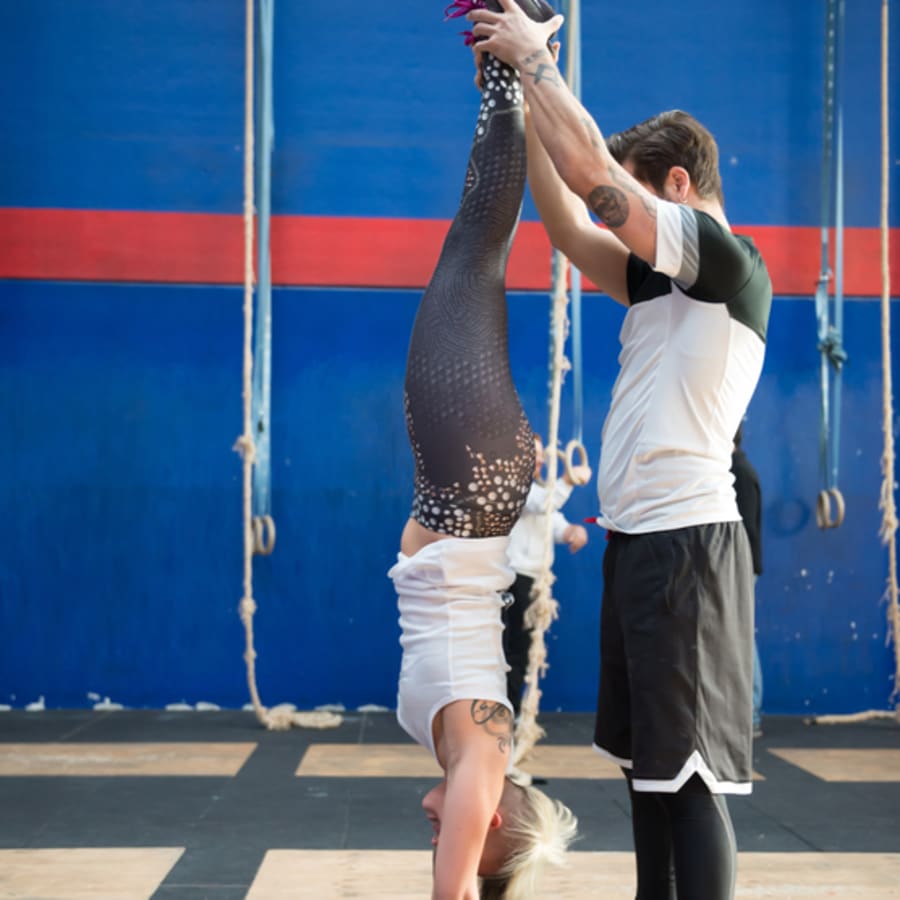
[638,192,658,219]
[610,166,657,219]
[470,700,513,753]
[580,116,602,150]
[522,48,550,66]
[524,63,560,86]
[589,185,629,228]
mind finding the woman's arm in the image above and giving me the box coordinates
[432,699,513,899]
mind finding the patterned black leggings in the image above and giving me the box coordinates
[404,48,538,539]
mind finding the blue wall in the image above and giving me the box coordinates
[3,1,898,224]
[1,1,898,713]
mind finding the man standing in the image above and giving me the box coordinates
[469,3,773,896]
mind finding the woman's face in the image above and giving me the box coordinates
[421,780,445,851]
[421,778,518,876]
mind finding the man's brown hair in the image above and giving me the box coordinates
[607,109,724,206]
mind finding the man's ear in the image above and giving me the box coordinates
[665,165,691,203]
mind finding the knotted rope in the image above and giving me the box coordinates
[234,0,340,731]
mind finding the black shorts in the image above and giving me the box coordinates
[594,521,754,794]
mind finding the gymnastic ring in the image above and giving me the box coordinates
[252,514,276,555]
[563,440,590,485]
[816,488,845,529]
[534,448,567,488]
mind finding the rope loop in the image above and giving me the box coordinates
[816,487,846,529]
[252,514,276,556]
[534,447,566,488]
[563,439,589,484]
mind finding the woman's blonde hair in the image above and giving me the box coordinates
[479,782,578,899]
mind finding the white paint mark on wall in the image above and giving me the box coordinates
[87,692,125,710]
[93,698,124,710]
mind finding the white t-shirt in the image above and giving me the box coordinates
[597,201,772,534]
[506,480,573,578]
[389,536,514,763]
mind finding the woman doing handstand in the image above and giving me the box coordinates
[388,2,577,897]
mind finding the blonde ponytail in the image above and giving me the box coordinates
[479,784,578,898]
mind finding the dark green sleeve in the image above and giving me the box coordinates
[684,211,773,342]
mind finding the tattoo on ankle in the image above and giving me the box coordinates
[589,185,629,228]
[471,700,513,752]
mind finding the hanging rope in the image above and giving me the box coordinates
[560,0,588,488]
[876,0,900,717]
[514,254,568,765]
[513,0,581,765]
[233,0,339,732]
[234,0,262,722]
[251,0,276,557]
[815,0,848,529]
[564,268,589,482]
[814,0,898,727]
[810,709,896,726]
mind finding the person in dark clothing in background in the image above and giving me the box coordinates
[731,423,764,737]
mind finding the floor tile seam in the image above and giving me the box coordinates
[739,798,833,839]
[762,818,824,853]
[56,710,116,741]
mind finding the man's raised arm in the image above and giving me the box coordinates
[470,0,661,271]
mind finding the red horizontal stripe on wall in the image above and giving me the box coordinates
[1,208,245,284]
[1,208,897,297]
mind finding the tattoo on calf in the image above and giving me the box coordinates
[588,185,629,228]
[470,700,513,753]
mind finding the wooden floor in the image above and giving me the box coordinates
[1,710,898,898]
